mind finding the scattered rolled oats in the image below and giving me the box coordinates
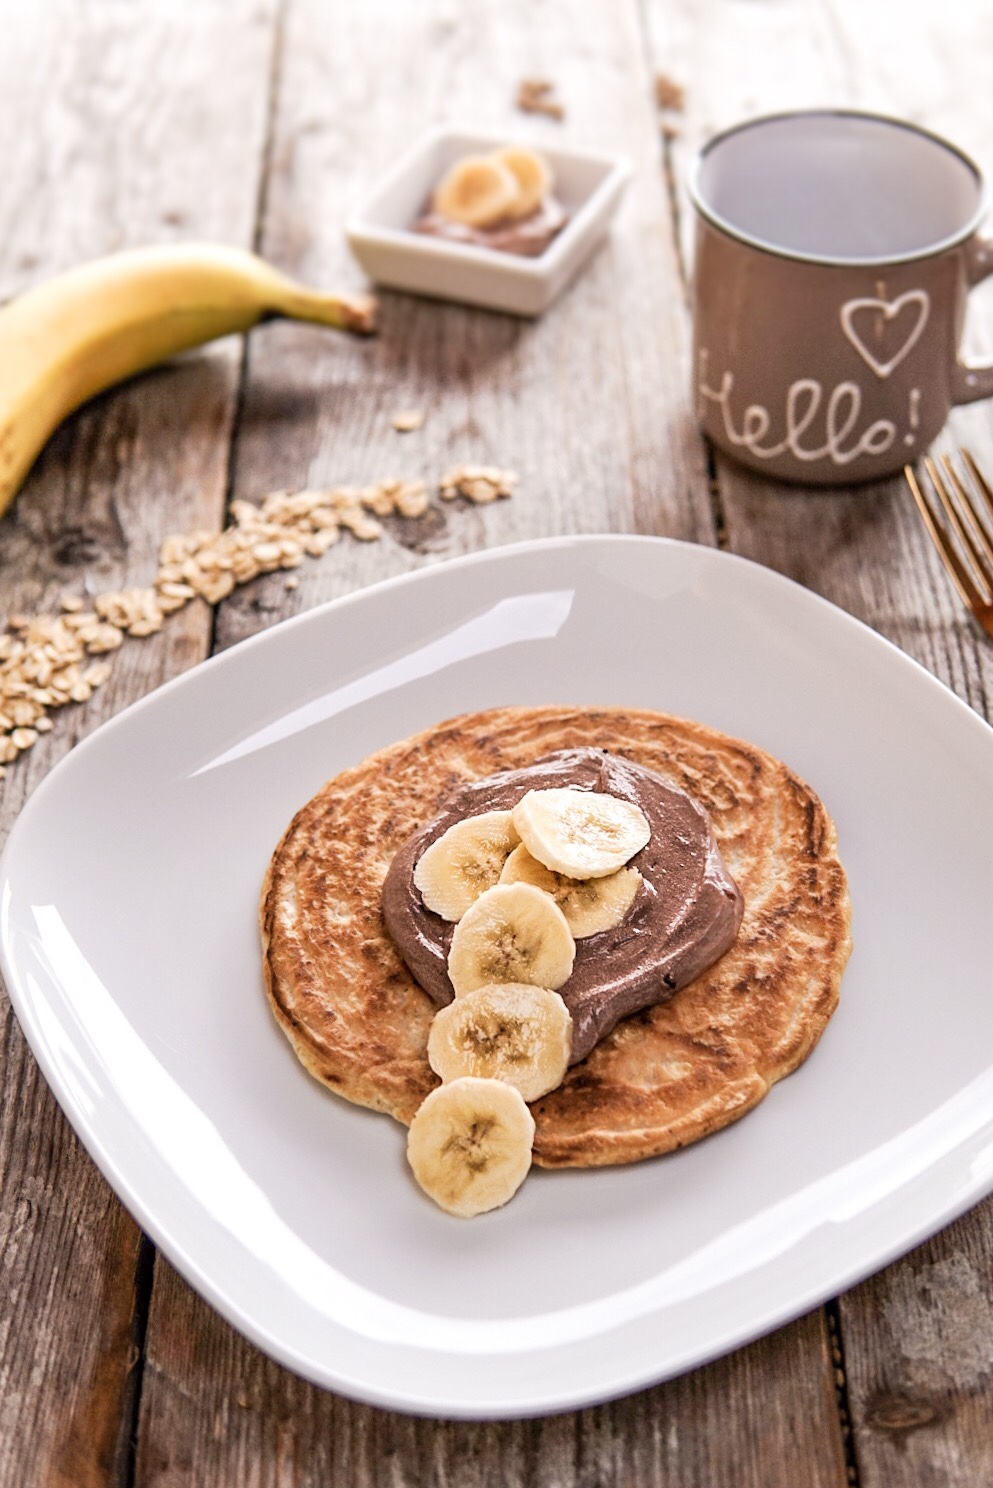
[392,409,425,433]
[87,623,126,654]
[1,469,517,778]
[95,587,165,637]
[393,480,430,519]
[337,507,383,542]
[304,529,339,558]
[439,465,518,504]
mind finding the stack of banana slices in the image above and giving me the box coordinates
[406,786,651,1217]
[432,147,552,229]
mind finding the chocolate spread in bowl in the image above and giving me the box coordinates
[382,748,744,1063]
[413,197,569,258]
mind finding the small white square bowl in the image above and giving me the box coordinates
[345,126,632,317]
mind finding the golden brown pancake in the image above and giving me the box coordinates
[260,706,852,1167]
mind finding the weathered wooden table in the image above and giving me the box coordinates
[3,1,993,1483]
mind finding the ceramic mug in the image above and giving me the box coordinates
[689,110,993,486]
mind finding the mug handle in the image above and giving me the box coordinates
[952,235,993,404]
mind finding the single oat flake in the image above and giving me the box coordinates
[516,78,565,120]
[654,72,686,112]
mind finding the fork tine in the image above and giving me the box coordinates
[962,447,993,522]
[925,457,991,595]
[906,462,986,613]
[940,453,993,575]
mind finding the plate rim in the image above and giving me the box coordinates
[4,531,993,1418]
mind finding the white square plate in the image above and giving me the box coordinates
[345,126,632,315]
[4,535,993,1418]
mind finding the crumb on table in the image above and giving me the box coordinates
[516,78,565,120]
[654,72,685,111]
[392,409,425,433]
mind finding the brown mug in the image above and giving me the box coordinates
[689,110,993,486]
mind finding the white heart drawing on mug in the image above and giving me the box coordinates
[839,290,930,379]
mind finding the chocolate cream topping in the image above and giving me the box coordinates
[382,748,744,1064]
[413,197,569,258]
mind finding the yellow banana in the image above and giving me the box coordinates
[0,242,377,517]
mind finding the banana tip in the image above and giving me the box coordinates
[341,292,378,335]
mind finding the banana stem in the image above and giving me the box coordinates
[272,285,378,336]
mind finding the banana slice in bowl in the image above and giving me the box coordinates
[447,881,575,995]
[406,1076,535,1217]
[427,982,572,1101]
[499,843,642,939]
[491,147,552,219]
[433,155,520,228]
[512,787,651,879]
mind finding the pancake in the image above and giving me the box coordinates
[260,706,852,1167]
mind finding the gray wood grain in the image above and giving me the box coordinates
[0,3,279,1484]
[842,1213,993,1487]
[139,1259,845,1488]
[214,0,715,660]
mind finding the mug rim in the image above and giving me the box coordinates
[689,108,988,268]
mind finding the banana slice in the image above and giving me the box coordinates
[512,787,651,879]
[406,1076,535,1217]
[427,982,572,1101]
[499,843,643,938]
[433,155,519,227]
[413,810,519,922]
[447,881,575,996]
[492,147,552,219]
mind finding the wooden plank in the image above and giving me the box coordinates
[140,1261,844,1488]
[0,1029,145,1488]
[0,3,279,1484]
[840,1209,993,1487]
[133,0,846,1484]
[645,1,993,1484]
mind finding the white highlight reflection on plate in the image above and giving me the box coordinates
[196,589,575,775]
[4,534,993,1417]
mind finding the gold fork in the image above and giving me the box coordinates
[905,450,993,639]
